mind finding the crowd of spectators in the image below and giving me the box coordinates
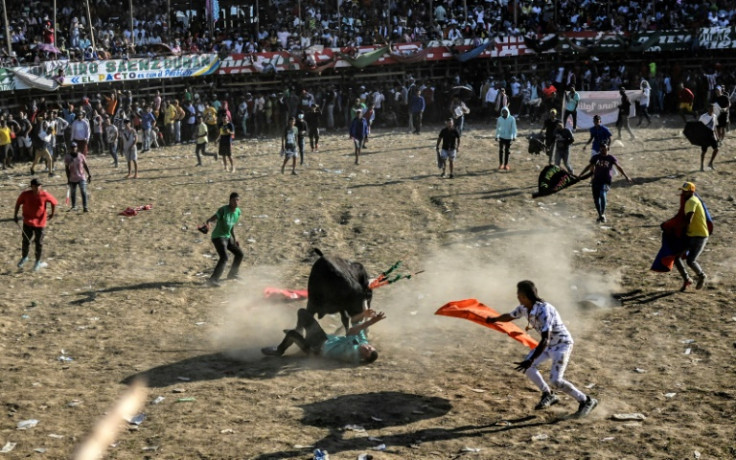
[3,0,736,66]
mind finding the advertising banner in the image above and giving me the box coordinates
[572,91,638,130]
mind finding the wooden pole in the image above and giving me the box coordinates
[85,0,96,51]
[53,0,57,47]
[2,0,11,55]
[128,0,134,46]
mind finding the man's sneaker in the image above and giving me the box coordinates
[33,261,48,272]
[600,214,607,223]
[576,396,598,417]
[226,274,241,281]
[696,273,707,290]
[207,279,222,288]
[534,392,559,410]
[261,346,282,357]
[17,256,29,268]
[680,279,693,292]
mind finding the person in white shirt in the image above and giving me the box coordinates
[638,79,651,126]
[486,280,598,417]
[698,104,719,171]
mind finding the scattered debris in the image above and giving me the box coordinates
[664,393,677,399]
[0,442,17,453]
[634,368,647,374]
[17,419,39,430]
[462,446,481,452]
[372,444,386,451]
[126,413,146,426]
[342,424,366,432]
[177,376,191,381]
[220,429,234,434]
[152,396,165,405]
[531,434,549,441]
[176,397,196,403]
[611,413,647,421]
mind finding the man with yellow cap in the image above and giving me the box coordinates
[676,182,709,291]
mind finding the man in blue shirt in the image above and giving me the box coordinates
[409,88,426,134]
[582,114,612,157]
[140,106,157,152]
[262,308,386,364]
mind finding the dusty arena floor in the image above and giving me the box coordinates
[0,115,734,459]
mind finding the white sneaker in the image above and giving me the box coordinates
[33,261,48,272]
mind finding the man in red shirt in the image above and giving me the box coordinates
[678,83,697,123]
[14,178,58,271]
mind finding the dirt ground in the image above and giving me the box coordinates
[0,114,734,460]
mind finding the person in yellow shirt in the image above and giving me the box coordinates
[676,182,710,291]
[203,102,218,143]
[194,116,209,166]
[164,101,178,145]
[0,118,13,169]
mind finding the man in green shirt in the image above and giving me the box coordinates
[202,192,243,287]
[262,308,385,364]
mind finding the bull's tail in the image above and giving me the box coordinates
[313,248,324,257]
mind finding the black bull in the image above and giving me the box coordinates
[298,249,372,333]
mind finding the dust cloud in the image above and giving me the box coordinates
[209,218,621,361]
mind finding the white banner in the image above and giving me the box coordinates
[563,91,638,130]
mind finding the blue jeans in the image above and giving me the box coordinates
[592,182,609,218]
[108,141,118,166]
[143,128,152,151]
[70,180,88,209]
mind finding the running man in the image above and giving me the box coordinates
[14,178,58,271]
[579,143,631,223]
[201,192,243,287]
[485,280,598,417]
[436,118,461,178]
[675,182,709,292]
[262,308,385,364]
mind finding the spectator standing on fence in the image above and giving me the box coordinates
[70,112,90,155]
[121,119,138,179]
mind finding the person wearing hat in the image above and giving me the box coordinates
[63,142,91,211]
[578,143,631,223]
[14,178,57,271]
[674,182,710,291]
[121,119,138,178]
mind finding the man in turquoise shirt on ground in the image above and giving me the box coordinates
[262,308,386,364]
[202,192,243,287]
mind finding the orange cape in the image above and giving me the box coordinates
[435,299,539,349]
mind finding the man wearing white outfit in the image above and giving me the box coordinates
[486,280,598,417]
